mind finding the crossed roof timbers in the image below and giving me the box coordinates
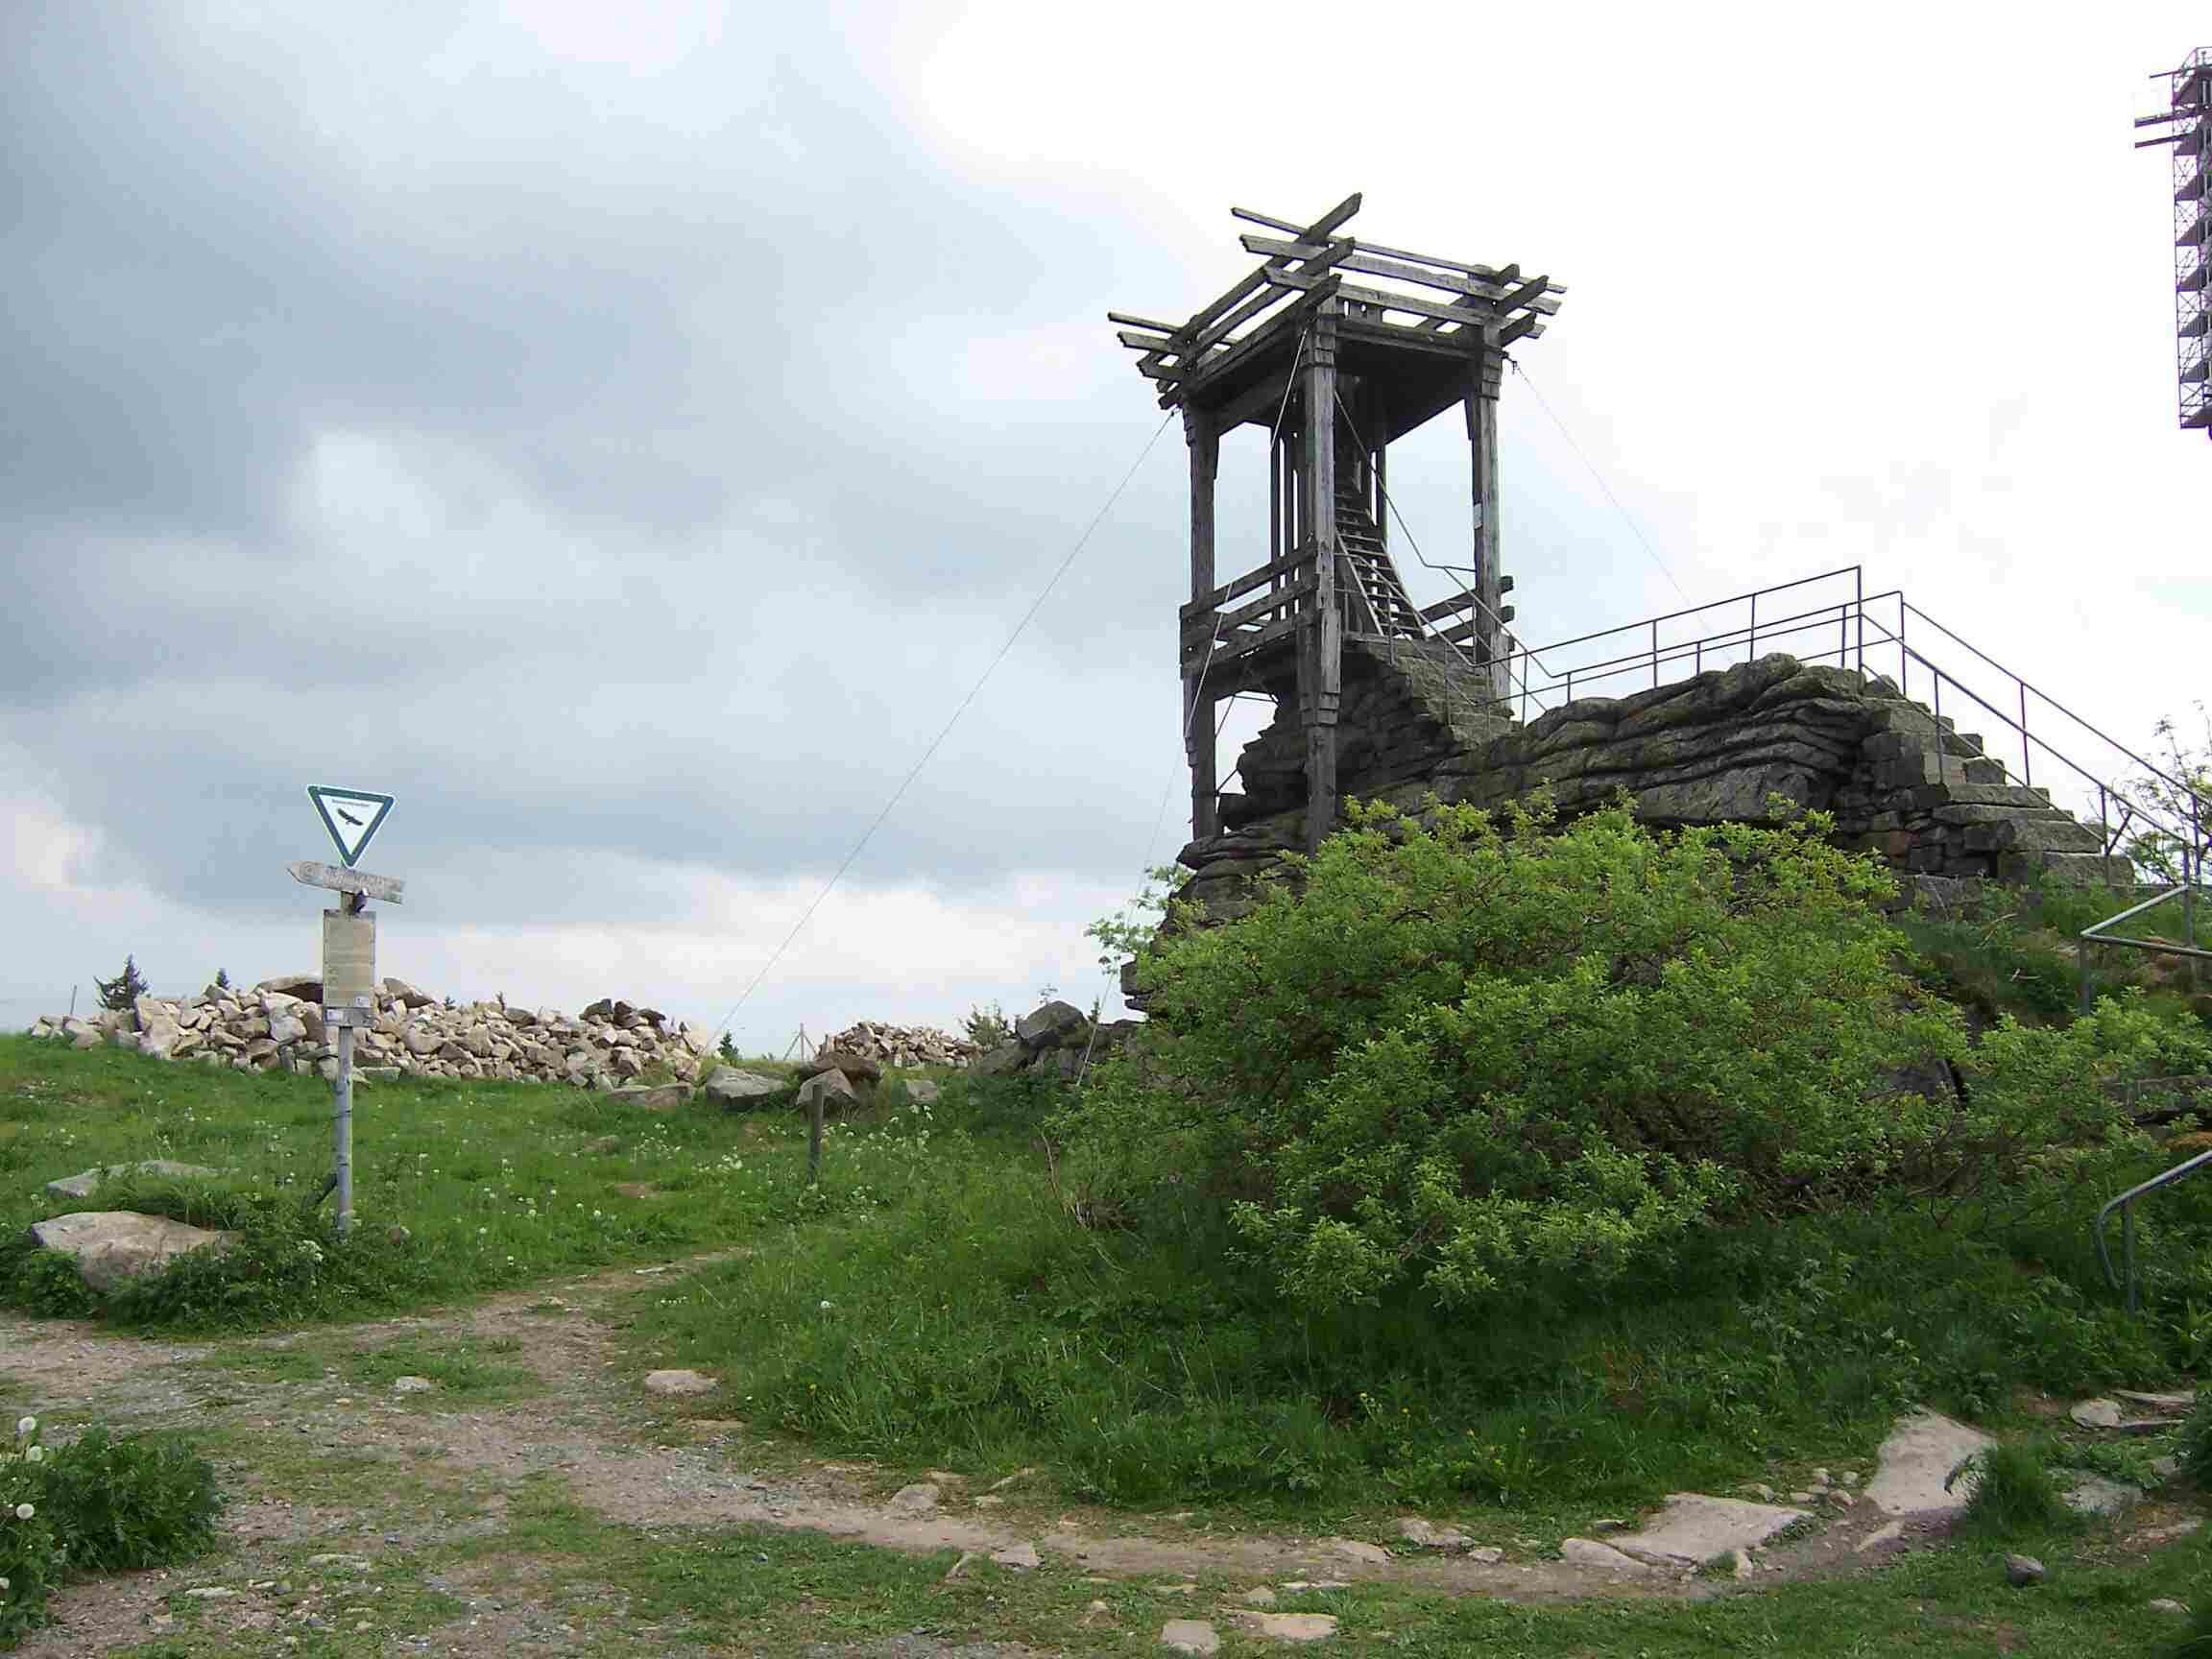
[1109,191,1567,427]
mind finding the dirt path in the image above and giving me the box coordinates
[0,1256,2189,1655]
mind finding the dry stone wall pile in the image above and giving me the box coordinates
[820,1020,976,1070]
[24,979,714,1089]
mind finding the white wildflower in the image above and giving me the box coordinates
[23,1447,42,1464]
[12,1418,32,1438]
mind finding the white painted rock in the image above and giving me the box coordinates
[1610,1492,1811,1568]
[1863,1409,1995,1520]
[642,1369,716,1396]
[1231,1610,1338,1642]
[44,1162,225,1203]
[1161,1620,1220,1655]
[26,1212,236,1292]
[1559,1537,1659,1574]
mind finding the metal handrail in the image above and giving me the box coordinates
[2098,1145,2212,1313]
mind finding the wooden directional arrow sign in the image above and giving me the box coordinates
[287,860,405,905]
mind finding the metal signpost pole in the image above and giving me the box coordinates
[294,785,402,1243]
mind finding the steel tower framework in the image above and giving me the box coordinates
[2137,47,2212,435]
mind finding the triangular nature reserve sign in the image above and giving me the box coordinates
[307,785,395,869]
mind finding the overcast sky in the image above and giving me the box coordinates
[4,3,2206,1052]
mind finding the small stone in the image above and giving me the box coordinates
[973,1494,1004,1508]
[1464,1547,1503,1565]
[1161,1619,1220,1655]
[2151,1598,2189,1616]
[1742,1483,1777,1502]
[889,1482,941,1512]
[305,1554,371,1571]
[1395,1516,1471,1550]
[1089,1599,1112,1614]
[990,1542,1041,1570]
[1241,1587,1278,1605]
[1152,1583,1200,1596]
[1839,1470,1860,1486]
[1810,1468,1832,1488]
[1788,1491,1816,1505]
[391,1375,433,1395]
[2004,1553,2047,1587]
[184,1586,236,1599]
[1328,1538,1389,1565]
[2113,1389,2197,1413]
[2070,1398,2168,1434]
[642,1368,716,1396]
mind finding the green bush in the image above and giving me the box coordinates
[1946,1438,2076,1541]
[0,1415,220,1649]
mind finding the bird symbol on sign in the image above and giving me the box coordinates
[337,807,364,827]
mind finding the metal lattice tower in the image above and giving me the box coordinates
[2137,48,2212,436]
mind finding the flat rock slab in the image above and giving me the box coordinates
[1610,1492,1812,1568]
[642,1369,716,1396]
[703,1068,784,1105]
[26,1211,235,1292]
[1161,1620,1219,1655]
[890,1482,942,1512]
[607,1084,691,1114]
[2114,1389,2198,1413]
[990,1542,1041,1570]
[1863,1409,1994,1520]
[1230,1611,1338,1642]
[2063,1473,2143,1517]
[1327,1538,1390,1565]
[44,1161,225,1203]
[2070,1398,2173,1434]
[1558,1537,1660,1575]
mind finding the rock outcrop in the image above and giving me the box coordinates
[26,979,714,1088]
[1167,655,2131,984]
[973,1000,1140,1081]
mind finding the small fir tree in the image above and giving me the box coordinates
[94,955,149,1013]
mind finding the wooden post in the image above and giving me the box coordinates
[1303,307,1341,853]
[806,1089,825,1186]
[1185,407,1220,839]
[1465,336,1505,704]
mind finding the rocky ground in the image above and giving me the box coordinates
[4,1253,2202,1657]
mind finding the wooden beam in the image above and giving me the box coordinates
[1107,310,1183,333]
[1497,310,1542,348]
[1181,276,1342,399]
[1239,235,1563,316]
[1187,406,1220,838]
[1184,576,1316,644]
[1182,546,1313,617]
[1118,328,1181,353]
[1200,607,1306,672]
[1416,589,1481,624]
[1235,207,1566,295]
[1163,193,1363,357]
[1187,237,1353,357]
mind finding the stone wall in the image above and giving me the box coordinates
[1179,653,2128,938]
[26,978,716,1088]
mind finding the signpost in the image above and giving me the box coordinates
[292,785,404,1236]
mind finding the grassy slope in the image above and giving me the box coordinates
[8,1035,2212,1653]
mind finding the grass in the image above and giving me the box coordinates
[0,1036,940,1329]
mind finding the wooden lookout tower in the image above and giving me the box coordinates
[1112,193,1565,851]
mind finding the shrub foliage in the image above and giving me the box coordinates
[1081,797,2204,1313]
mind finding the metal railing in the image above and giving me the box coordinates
[1424,566,2212,878]
[2098,1142,2212,1314]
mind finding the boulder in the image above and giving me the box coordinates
[26,1212,237,1293]
[608,1083,691,1115]
[974,1042,1027,1076]
[1016,999,1089,1048]
[45,1161,226,1203]
[703,1067,785,1107]
[902,1078,941,1106]
[799,1048,883,1084]
[268,1013,307,1046]
[797,1069,857,1115]
[255,974,323,1001]
[136,1017,182,1061]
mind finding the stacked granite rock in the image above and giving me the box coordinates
[25,978,713,1089]
[820,1020,976,1070]
[972,999,1138,1081]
